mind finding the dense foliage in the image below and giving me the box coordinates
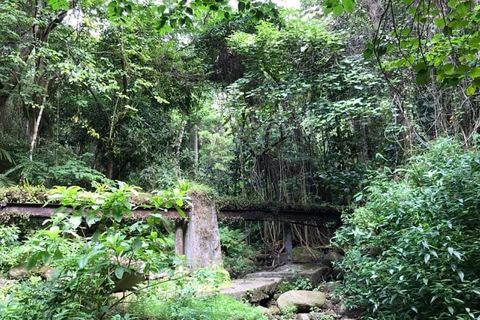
[335,138,480,319]
[0,0,395,205]
[0,182,187,319]
[1,0,480,319]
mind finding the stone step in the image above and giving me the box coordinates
[220,277,282,302]
[220,264,329,303]
[245,264,329,286]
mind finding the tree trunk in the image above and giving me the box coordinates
[193,124,199,178]
[29,106,44,161]
[175,118,186,174]
[106,152,115,179]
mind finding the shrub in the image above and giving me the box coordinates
[0,226,24,273]
[0,182,189,320]
[219,226,255,278]
[334,138,480,319]
[278,277,314,293]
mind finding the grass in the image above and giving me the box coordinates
[127,294,268,320]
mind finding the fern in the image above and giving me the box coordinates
[0,174,14,188]
[0,147,15,165]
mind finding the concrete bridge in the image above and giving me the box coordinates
[0,198,341,268]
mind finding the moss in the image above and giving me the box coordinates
[1,187,341,216]
[0,211,45,237]
[291,246,324,263]
[0,186,50,204]
[188,188,216,203]
[216,195,342,213]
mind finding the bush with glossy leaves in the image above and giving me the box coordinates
[335,138,480,319]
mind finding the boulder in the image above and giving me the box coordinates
[220,278,282,303]
[256,306,274,319]
[0,278,17,287]
[296,314,310,320]
[277,290,326,312]
[39,266,55,280]
[292,246,324,263]
[8,264,27,279]
[269,305,281,315]
[113,272,146,292]
[320,252,343,268]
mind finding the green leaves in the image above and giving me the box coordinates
[335,138,480,319]
[46,0,69,10]
[107,0,135,24]
[322,0,356,15]
[114,266,124,279]
[415,62,430,85]
[469,67,480,78]
[341,0,355,12]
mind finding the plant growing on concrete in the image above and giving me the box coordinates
[278,277,313,293]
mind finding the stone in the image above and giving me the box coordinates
[113,271,145,292]
[320,252,343,268]
[39,266,55,280]
[0,278,17,287]
[220,278,283,303]
[269,305,281,315]
[292,246,324,263]
[257,306,274,319]
[246,264,329,286]
[277,290,326,313]
[8,263,27,279]
[296,314,310,320]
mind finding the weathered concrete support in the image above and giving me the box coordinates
[174,219,185,255]
[284,222,293,261]
[184,192,222,268]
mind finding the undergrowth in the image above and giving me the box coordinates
[335,138,480,319]
[127,294,267,320]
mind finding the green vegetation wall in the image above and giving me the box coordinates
[335,138,480,319]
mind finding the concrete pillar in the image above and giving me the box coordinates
[184,192,222,268]
[284,222,293,261]
[175,219,185,255]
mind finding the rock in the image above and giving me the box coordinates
[296,314,310,320]
[269,305,281,315]
[320,252,343,268]
[220,277,282,303]
[257,306,271,314]
[113,271,146,292]
[39,266,55,280]
[338,302,363,318]
[292,246,324,263]
[311,311,338,319]
[184,193,222,268]
[8,264,27,279]
[246,264,329,286]
[0,278,17,287]
[256,306,274,319]
[245,258,256,267]
[277,290,326,313]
